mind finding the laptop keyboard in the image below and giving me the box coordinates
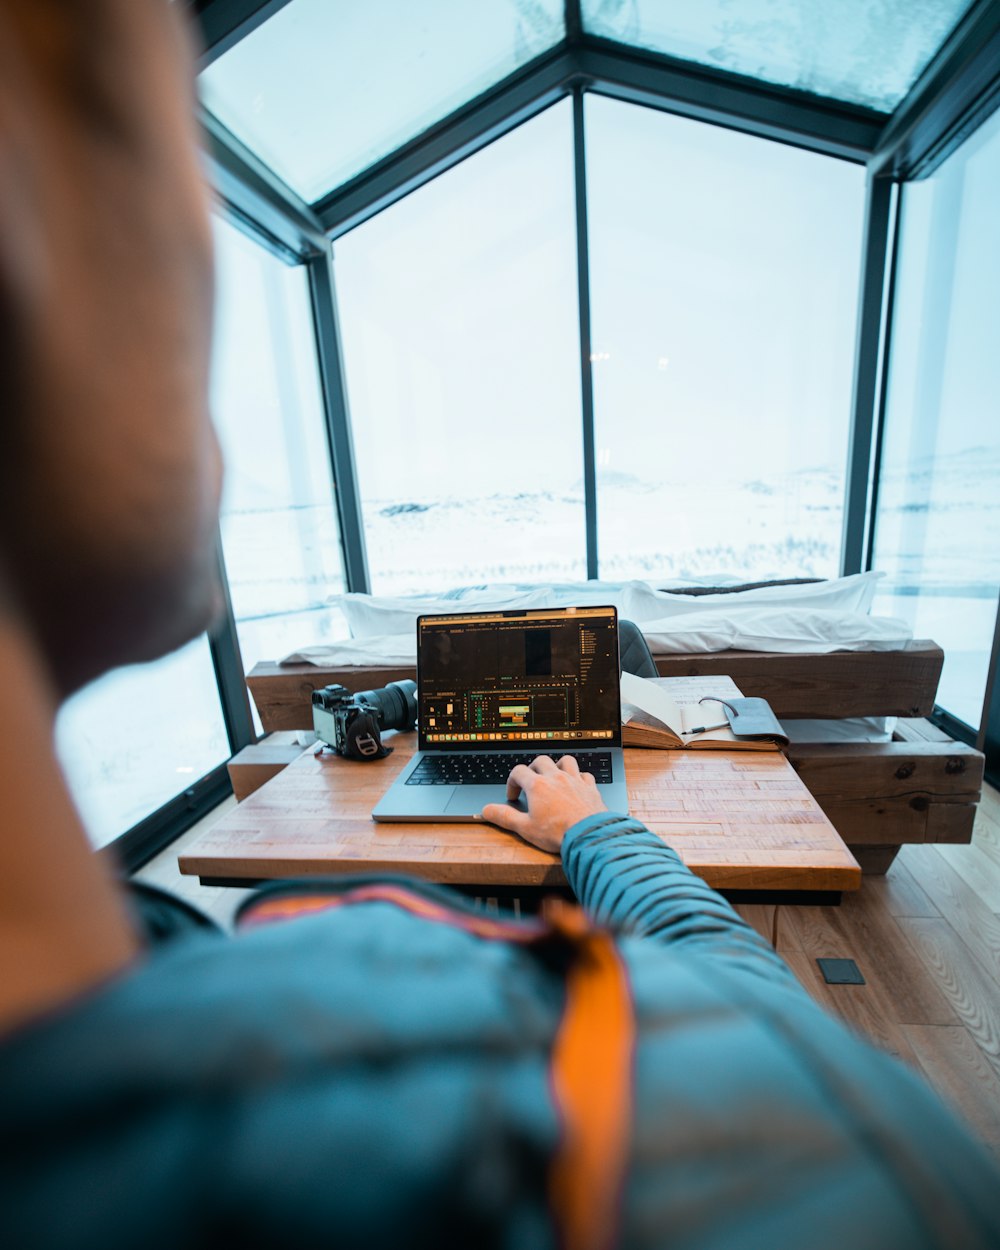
[406,751,615,786]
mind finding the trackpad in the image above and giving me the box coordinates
[444,787,527,818]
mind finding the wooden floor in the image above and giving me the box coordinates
[138,783,1000,1161]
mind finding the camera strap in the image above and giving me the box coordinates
[345,711,392,761]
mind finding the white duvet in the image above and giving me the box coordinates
[281,572,912,666]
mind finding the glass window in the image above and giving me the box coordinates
[871,106,1000,731]
[211,217,347,693]
[585,95,865,583]
[199,0,565,202]
[334,100,586,596]
[56,637,229,849]
[581,0,974,113]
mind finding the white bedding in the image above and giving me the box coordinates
[280,573,913,666]
[331,572,884,638]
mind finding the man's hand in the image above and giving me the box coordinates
[481,755,607,854]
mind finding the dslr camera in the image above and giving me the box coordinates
[312,679,418,761]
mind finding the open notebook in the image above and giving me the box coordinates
[620,673,787,751]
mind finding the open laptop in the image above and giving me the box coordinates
[372,604,629,822]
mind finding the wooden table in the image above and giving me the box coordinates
[179,735,861,903]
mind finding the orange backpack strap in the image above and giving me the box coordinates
[236,882,548,942]
[238,883,635,1249]
[544,899,634,1250]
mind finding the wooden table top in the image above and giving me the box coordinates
[179,734,861,894]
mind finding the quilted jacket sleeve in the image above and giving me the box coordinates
[560,811,795,980]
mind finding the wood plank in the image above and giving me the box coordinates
[780,896,958,1026]
[898,918,1000,1075]
[862,859,942,918]
[178,736,860,895]
[841,888,960,1025]
[898,845,1000,979]
[731,903,779,947]
[788,740,983,802]
[788,739,982,849]
[980,785,1000,817]
[976,785,1000,829]
[902,1025,1000,1157]
[972,800,1000,852]
[228,735,310,802]
[816,796,978,846]
[819,798,929,844]
[935,841,1000,913]
[245,641,945,731]
[925,803,980,844]
[650,643,943,718]
[780,949,922,1068]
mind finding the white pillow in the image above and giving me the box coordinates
[331,574,884,638]
[437,581,641,615]
[622,571,884,624]
[282,634,417,666]
[282,607,911,665]
[641,608,911,654]
[332,588,551,638]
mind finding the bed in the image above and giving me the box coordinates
[240,576,985,874]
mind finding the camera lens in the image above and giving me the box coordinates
[356,679,417,733]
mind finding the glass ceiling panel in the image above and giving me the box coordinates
[581,0,975,112]
[199,0,565,202]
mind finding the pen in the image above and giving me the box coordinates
[682,722,730,735]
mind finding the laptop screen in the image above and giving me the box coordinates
[415,605,621,751]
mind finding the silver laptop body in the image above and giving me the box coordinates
[372,605,629,822]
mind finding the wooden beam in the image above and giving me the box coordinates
[246,641,945,731]
[650,642,943,719]
[788,736,983,855]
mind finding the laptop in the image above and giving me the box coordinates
[372,604,629,822]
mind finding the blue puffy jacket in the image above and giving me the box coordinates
[1,814,998,1249]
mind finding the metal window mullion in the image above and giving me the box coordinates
[565,0,582,43]
[307,250,370,594]
[869,0,1000,181]
[195,0,295,70]
[573,88,599,580]
[315,43,880,240]
[840,174,894,576]
[108,764,235,875]
[202,110,328,262]
[208,535,257,752]
[979,587,1000,782]
[863,182,902,573]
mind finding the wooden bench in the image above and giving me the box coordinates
[240,640,984,874]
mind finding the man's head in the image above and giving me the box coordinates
[0,0,222,696]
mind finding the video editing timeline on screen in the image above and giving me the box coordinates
[418,610,618,745]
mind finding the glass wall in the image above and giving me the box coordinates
[56,637,229,849]
[199,0,565,201]
[585,95,866,583]
[335,100,586,596]
[56,218,349,847]
[872,106,1000,731]
[581,0,974,113]
[211,217,347,685]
